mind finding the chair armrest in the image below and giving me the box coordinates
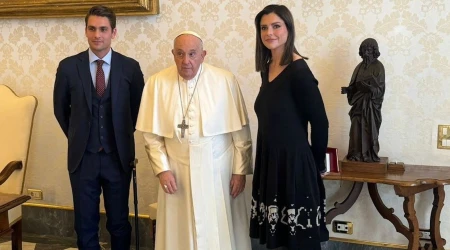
[0,161,23,185]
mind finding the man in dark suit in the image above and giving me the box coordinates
[53,5,144,250]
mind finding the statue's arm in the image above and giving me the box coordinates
[341,85,353,94]
[368,76,385,98]
[342,64,360,103]
[369,64,386,98]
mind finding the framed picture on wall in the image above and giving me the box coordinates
[0,0,159,19]
[325,147,339,172]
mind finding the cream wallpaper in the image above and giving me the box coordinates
[2,0,450,247]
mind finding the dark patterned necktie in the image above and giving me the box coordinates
[96,60,105,97]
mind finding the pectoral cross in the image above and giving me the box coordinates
[177,119,189,138]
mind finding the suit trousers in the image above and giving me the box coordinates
[69,150,132,250]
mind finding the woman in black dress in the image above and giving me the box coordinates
[250,5,329,250]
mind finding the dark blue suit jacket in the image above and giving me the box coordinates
[53,50,144,173]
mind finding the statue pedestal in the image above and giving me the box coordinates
[341,157,388,174]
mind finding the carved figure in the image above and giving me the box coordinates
[341,38,385,162]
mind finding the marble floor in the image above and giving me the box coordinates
[0,234,400,250]
[0,234,77,250]
[0,233,150,250]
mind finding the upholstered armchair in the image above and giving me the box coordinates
[0,85,37,249]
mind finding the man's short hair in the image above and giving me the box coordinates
[85,5,116,30]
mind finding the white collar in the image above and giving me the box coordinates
[88,48,112,65]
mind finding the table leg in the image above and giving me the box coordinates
[429,185,446,249]
[325,182,363,224]
[402,193,420,250]
[368,184,421,250]
[394,186,427,250]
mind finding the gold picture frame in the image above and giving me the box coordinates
[0,0,159,19]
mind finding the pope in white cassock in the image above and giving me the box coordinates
[136,31,253,250]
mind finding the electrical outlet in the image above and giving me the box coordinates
[419,230,431,240]
[27,189,43,200]
[437,125,450,149]
[332,220,353,234]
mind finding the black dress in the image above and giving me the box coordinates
[250,59,329,249]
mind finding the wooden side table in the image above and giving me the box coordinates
[323,165,450,250]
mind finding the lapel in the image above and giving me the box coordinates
[110,50,122,112]
[77,50,93,115]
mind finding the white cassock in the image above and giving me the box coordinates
[136,63,253,250]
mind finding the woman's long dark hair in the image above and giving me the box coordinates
[254,5,307,72]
